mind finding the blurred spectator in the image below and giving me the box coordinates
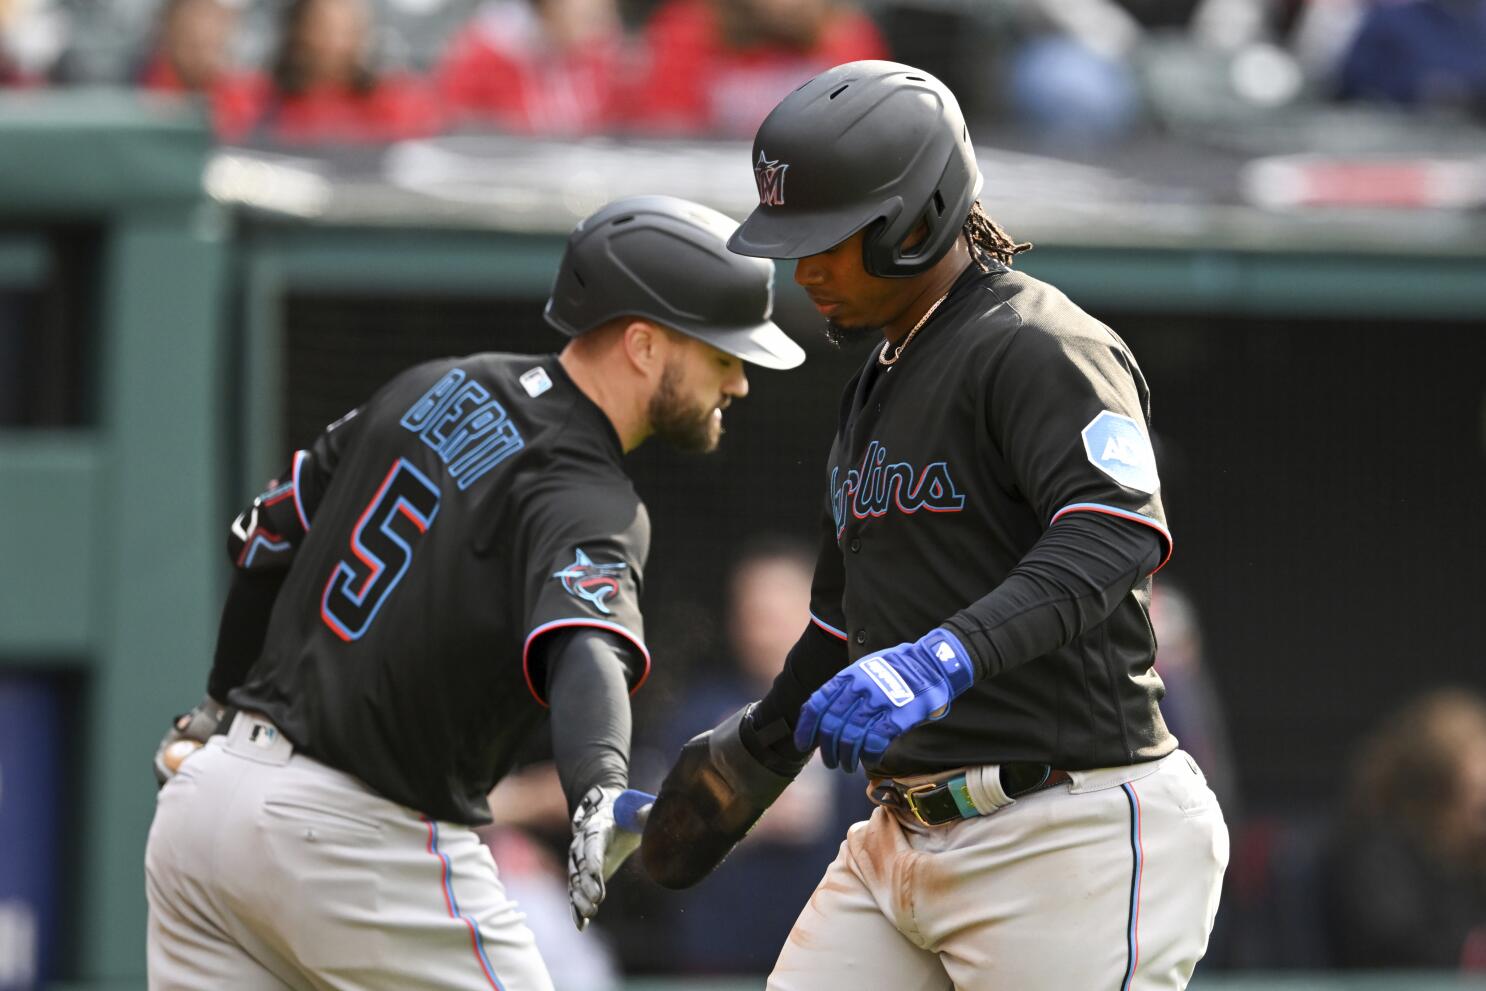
[436,0,630,135]
[260,0,442,144]
[1336,0,1486,116]
[0,0,65,85]
[1150,580,1240,817]
[1321,688,1486,969]
[0,0,25,84]
[1110,0,1204,27]
[650,537,872,974]
[1148,579,1243,968]
[1288,0,1369,86]
[1005,0,1146,145]
[1008,33,1143,145]
[137,0,267,143]
[627,0,887,137]
[1006,0,1319,145]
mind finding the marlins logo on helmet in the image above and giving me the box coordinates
[754,152,788,206]
[553,549,629,614]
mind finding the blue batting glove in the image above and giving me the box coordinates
[793,628,975,772]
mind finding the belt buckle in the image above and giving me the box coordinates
[904,781,941,827]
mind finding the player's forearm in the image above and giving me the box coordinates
[547,629,634,815]
[745,624,847,771]
[943,512,1163,681]
[207,568,289,701]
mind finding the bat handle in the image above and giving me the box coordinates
[614,789,655,833]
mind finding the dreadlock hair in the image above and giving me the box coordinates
[962,201,1032,270]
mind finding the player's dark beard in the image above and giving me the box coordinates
[649,362,720,453]
[824,319,882,348]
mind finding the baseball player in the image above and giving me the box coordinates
[641,62,1229,990]
[144,194,804,991]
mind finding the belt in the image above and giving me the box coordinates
[225,711,296,765]
[870,763,1072,827]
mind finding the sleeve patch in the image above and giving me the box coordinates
[1081,411,1159,495]
[551,549,628,616]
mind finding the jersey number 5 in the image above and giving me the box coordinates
[321,459,441,641]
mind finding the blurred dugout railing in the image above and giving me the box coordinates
[2,91,1485,987]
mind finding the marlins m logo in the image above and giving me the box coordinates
[553,549,628,615]
[754,151,789,206]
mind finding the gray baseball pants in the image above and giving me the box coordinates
[145,714,554,991]
[768,750,1228,990]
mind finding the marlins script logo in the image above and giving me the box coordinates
[754,151,789,206]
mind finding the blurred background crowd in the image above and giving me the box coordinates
[0,0,1484,146]
[1,1,1485,989]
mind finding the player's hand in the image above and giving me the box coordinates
[794,628,975,772]
[567,786,654,932]
[152,694,233,787]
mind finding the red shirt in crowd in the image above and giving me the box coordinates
[138,54,268,143]
[265,73,444,145]
[626,0,887,137]
[437,0,628,135]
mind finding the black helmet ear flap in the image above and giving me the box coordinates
[862,149,979,277]
[865,194,947,277]
[858,197,904,277]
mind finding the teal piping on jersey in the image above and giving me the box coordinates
[422,818,506,990]
[1120,782,1145,991]
[810,612,848,641]
[1050,502,1172,574]
[291,449,312,531]
[521,618,651,707]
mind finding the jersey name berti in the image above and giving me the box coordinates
[399,367,526,491]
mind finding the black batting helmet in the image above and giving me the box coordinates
[728,61,983,278]
[545,195,804,370]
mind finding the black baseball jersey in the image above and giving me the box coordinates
[228,353,650,824]
[808,261,1176,774]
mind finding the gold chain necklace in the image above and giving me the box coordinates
[878,291,950,366]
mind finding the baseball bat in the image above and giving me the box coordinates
[614,788,655,833]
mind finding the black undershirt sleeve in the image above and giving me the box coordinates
[745,623,847,773]
[729,516,1158,769]
[543,628,637,815]
[942,511,1163,681]
[208,569,289,702]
